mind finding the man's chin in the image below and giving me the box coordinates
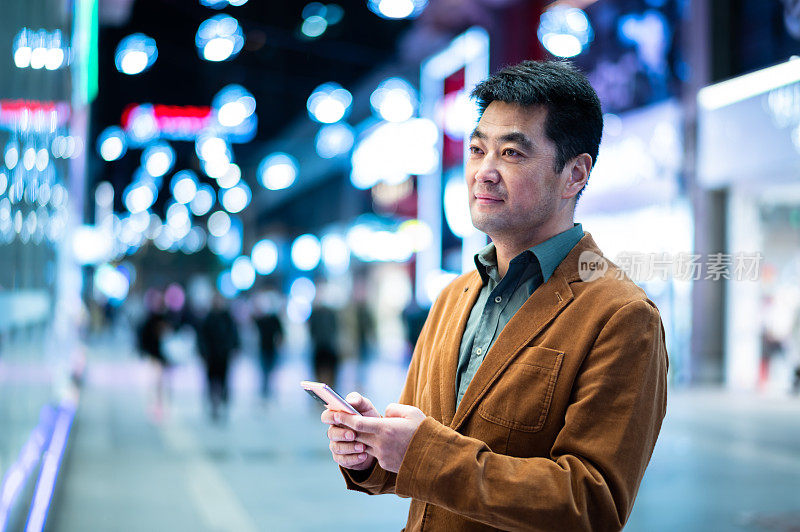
[469,215,500,235]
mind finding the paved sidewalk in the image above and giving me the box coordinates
[50,351,411,531]
[49,344,800,531]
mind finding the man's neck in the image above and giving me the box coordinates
[492,220,573,278]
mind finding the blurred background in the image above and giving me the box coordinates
[1,0,799,530]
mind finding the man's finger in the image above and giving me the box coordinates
[327,425,357,442]
[346,391,365,407]
[349,431,377,448]
[334,412,381,434]
[335,452,370,468]
[329,440,367,455]
[321,409,337,425]
[345,392,378,416]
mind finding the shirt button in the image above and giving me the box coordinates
[494,296,502,303]
[475,347,482,355]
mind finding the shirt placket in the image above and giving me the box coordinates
[467,272,519,370]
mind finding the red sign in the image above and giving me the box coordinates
[121,104,213,140]
[0,99,71,129]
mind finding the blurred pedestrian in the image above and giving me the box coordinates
[197,293,240,422]
[253,292,284,401]
[352,298,374,391]
[136,288,171,421]
[309,299,339,390]
[791,305,800,394]
[402,300,429,365]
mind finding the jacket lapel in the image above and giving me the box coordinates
[448,233,600,432]
[437,272,483,427]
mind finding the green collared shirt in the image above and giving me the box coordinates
[455,223,584,408]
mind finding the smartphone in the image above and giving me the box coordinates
[300,381,362,416]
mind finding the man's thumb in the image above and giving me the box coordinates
[346,392,363,407]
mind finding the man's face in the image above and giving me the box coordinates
[465,101,566,244]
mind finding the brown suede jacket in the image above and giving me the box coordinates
[342,232,669,531]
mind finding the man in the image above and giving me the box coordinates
[321,60,668,531]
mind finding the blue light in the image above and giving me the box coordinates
[141,142,175,178]
[115,33,158,75]
[200,0,248,8]
[370,77,417,122]
[217,270,238,298]
[212,84,256,128]
[258,153,298,190]
[209,215,242,261]
[251,239,279,275]
[367,0,427,20]
[123,180,158,214]
[537,6,593,58]
[97,126,127,162]
[220,182,251,214]
[306,82,352,123]
[196,15,244,62]
[211,85,258,142]
[301,16,328,38]
[315,123,355,158]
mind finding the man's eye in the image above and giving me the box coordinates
[503,148,520,157]
[469,146,483,155]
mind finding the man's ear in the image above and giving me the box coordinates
[562,153,592,200]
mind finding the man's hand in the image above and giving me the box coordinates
[322,392,379,471]
[332,403,426,474]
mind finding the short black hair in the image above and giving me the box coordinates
[471,60,603,202]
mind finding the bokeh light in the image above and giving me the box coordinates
[230,256,256,290]
[370,77,417,122]
[251,239,279,275]
[171,171,199,205]
[213,84,257,128]
[97,126,127,162]
[306,82,352,123]
[141,143,175,178]
[315,123,355,159]
[367,0,427,20]
[258,153,298,190]
[220,182,251,214]
[207,210,231,237]
[291,234,321,271]
[115,33,158,75]
[190,184,215,216]
[196,15,245,62]
[537,6,593,58]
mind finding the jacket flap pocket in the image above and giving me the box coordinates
[478,346,564,433]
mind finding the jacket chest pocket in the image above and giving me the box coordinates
[477,346,564,433]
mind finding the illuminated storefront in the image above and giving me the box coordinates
[698,58,800,392]
[577,99,692,385]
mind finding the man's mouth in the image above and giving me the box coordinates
[474,193,504,204]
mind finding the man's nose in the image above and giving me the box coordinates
[474,155,501,183]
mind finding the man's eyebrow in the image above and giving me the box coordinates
[468,129,533,150]
[498,132,533,150]
[469,128,486,140]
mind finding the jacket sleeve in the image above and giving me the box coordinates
[392,299,669,531]
[340,299,433,495]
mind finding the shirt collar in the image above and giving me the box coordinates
[474,223,584,286]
